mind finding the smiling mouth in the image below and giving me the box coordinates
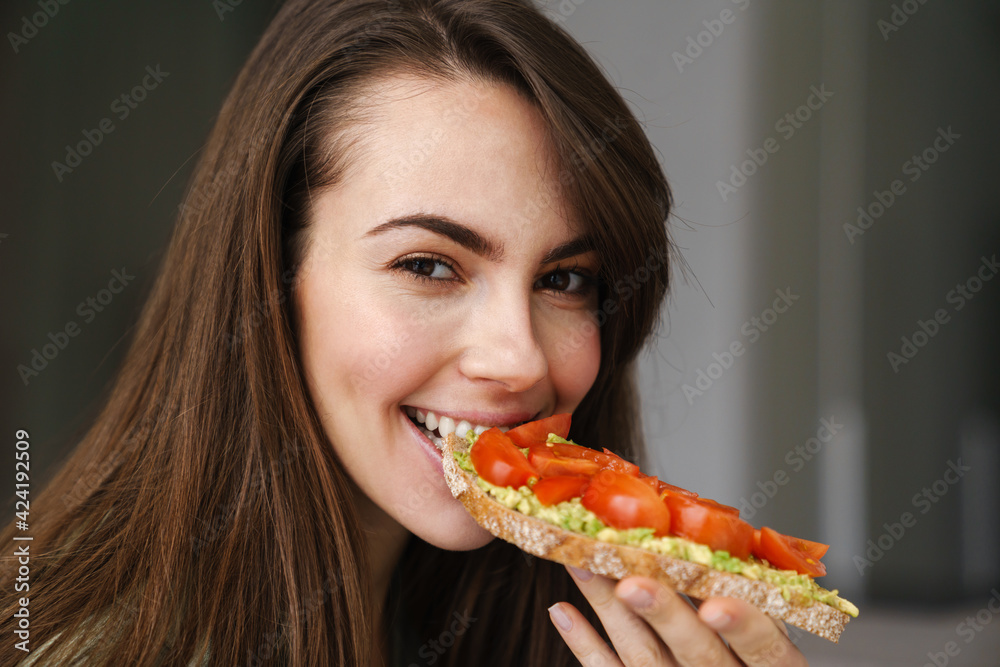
[403,406,532,449]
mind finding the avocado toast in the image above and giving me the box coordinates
[441,429,858,643]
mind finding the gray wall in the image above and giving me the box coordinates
[544,0,1000,607]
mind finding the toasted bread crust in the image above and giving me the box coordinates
[442,434,850,643]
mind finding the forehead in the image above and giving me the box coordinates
[320,73,580,241]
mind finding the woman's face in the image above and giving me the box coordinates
[295,74,601,550]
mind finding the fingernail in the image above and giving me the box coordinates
[702,609,732,630]
[568,565,593,581]
[619,582,654,609]
[549,603,573,632]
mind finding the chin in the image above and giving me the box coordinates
[405,502,497,551]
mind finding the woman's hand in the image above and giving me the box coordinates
[549,564,808,666]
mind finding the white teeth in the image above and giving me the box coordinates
[410,408,522,440]
[437,416,456,437]
[419,424,444,450]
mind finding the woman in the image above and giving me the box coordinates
[1,0,807,664]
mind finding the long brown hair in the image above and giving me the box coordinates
[0,0,673,664]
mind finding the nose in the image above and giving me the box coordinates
[458,292,548,393]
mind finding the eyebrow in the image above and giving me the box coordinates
[364,214,502,260]
[362,213,595,265]
[541,236,594,264]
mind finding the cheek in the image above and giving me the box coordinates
[299,277,450,403]
[542,312,602,408]
[347,308,447,395]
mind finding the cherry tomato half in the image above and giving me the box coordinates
[695,496,740,517]
[527,449,601,478]
[470,427,539,489]
[505,414,572,447]
[754,527,828,577]
[661,492,753,559]
[651,478,699,499]
[532,476,591,506]
[581,469,671,537]
[527,441,639,477]
[600,448,640,476]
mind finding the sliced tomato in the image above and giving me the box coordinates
[694,496,739,517]
[532,475,591,506]
[599,448,640,476]
[755,527,828,577]
[797,535,830,560]
[527,441,639,477]
[753,528,762,555]
[581,469,671,537]
[637,474,661,494]
[527,440,599,460]
[528,449,601,478]
[470,427,540,489]
[661,493,753,559]
[505,414,572,447]
[656,480,699,500]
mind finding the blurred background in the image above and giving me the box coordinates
[2,1,998,664]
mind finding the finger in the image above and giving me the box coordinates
[612,576,741,667]
[567,565,678,667]
[548,601,626,667]
[692,596,788,638]
[697,598,806,667]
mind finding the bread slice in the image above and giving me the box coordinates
[441,433,853,643]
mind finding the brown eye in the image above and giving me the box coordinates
[392,254,457,282]
[538,271,572,291]
[406,258,437,276]
[535,271,587,292]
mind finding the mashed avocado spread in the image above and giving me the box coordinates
[453,432,858,618]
